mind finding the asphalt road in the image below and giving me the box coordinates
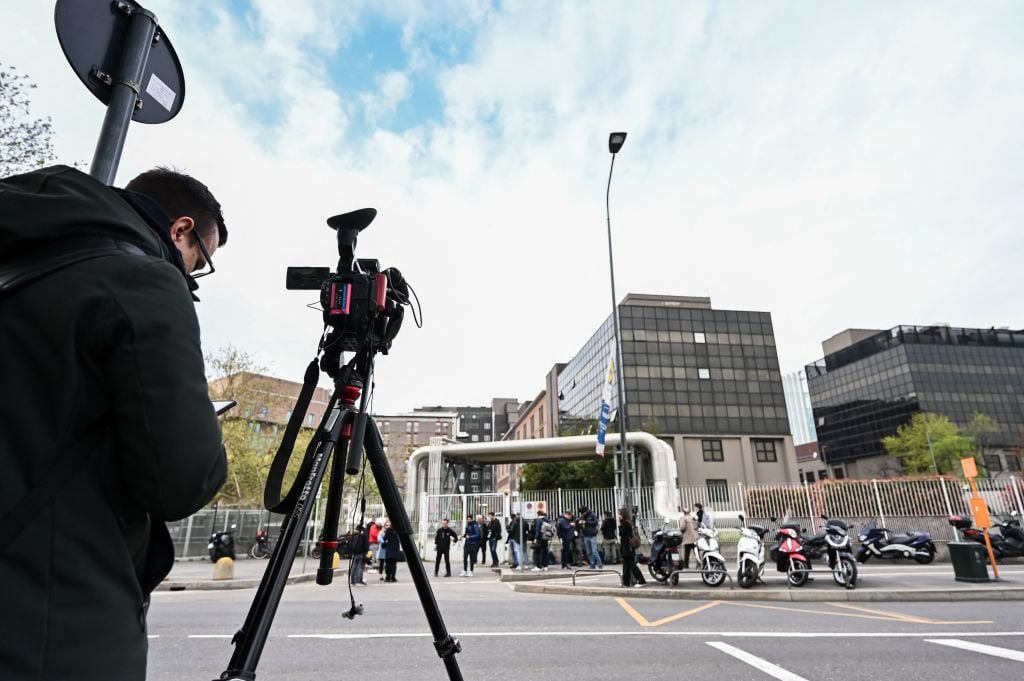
[148,567,1024,681]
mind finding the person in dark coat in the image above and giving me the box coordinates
[462,515,481,576]
[557,511,575,569]
[434,518,459,577]
[349,524,369,585]
[600,510,620,564]
[477,513,490,564]
[381,521,401,582]
[486,511,502,567]
[619,509,647,587]
[0,165,228,680]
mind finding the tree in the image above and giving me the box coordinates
[881,412,977,476]
[966,412,998,462]
[0,63,57,177]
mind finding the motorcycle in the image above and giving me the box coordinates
[771,520,811,587]
[249,528,273,559]
[802,516,857,589]
[647,527,684,583]
[736,514,767,589]
[674,525,727,587]
[950,512,1024,559]
[208,524,236,563]
[856,519,935,564]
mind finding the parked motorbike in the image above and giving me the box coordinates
[802,516,857,588]
[949,512,1024,559]
[208,524,236,563]
[647,527,684,583]
[736,514,767,589]
[856,519,935,564]
[770,518,811,587]
[249,528,273,559]
[679,526,727,587]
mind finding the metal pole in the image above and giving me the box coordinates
[940,478,959,541]
[90,5,159,184]
[606,152,630,493]
[1011,475,1024,518]
[182,513,194,559]
[803,480,815,533]
[872,479,886,528]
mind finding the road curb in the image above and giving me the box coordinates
[512,582,1024,602]
[156,569,340,591]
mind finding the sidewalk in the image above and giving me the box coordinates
[505,562,1024,602]
[158,556,341,591]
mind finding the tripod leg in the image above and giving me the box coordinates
[363,416,464,681]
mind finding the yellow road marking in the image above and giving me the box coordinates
[615,598,722,627]
[827,602,990,625]
[723,601,927,623]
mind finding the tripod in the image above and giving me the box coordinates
[218,347,463,680]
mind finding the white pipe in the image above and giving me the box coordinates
[404,432,684,522]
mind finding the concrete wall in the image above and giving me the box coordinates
[671,434,799,486]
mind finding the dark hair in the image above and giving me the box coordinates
[619,508,634,525]
[694,502,703,510]
[125,166,228,246]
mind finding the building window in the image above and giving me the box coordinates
[1007,455,1021,472]
[754,440,778,462]
[833,467,845,479]
[383,421,390,434]
[705,479,729,504]
[698,368,711,380]
[984,454,1002,472]
[413,422,420,434]
[695,332,706,343]
[805,471,816,483]
[484,435,491,442]
[484,422,491,430]
[471,471,480,480]
[406,421,413,433]
[307,414,315,426]
[471,434,480,442]
[259,406,269,418]
[702,439,724,462]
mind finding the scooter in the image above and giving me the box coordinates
[208,524,236,563]
[950,512,1024,559]
[249,528,273,559]
[771,521,810,587]
[806,516,857,589]
[736,514,767,589]
[856,519,935,564]
[647,527,684,583]
[684,526,727,587]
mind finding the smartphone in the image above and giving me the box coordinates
[212,400,237,416]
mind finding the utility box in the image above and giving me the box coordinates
[949,542,990,583]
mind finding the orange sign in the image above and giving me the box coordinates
[961,457,978,479]
[970,497,991,529]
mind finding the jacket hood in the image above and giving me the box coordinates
[0,165,169,259]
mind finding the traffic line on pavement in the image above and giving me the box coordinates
[722,601,923,623]
[926,638,1024,662]
[188,635,233,639]
[615,598,721,627]
[706,642,808,681]
[153,630,1024,641]
[827,602,990,625]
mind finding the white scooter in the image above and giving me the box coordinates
[671,525,727,587]
[736,514,767,589]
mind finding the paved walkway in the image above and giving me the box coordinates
[159,555,337,591]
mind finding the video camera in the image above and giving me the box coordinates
[285,208,411,375]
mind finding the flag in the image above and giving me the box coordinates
[596,342,617,456]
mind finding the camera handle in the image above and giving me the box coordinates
[218,353,463,681]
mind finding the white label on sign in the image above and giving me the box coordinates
[146,73,177,112]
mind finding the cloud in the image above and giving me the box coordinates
[3,0,1022,415]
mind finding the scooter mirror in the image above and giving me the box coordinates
[738,514,745,523]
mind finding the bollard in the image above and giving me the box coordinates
[212,556,235,581]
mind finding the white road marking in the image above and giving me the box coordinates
[706,641,808,681]
[927,638,1024,662]
[156,631,1024,642]
[188,635,234,639]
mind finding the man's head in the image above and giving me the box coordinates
[488,512,495,519]
[441,519,449,527]
[475,514,484,522]
[125,167,227,276]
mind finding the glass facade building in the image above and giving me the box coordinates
[557,295,790,436]
[806,325,1024,465]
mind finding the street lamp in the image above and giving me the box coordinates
[605,131,630,497]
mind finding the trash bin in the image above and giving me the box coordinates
[948,542,990,583]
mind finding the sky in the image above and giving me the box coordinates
[2,1,1023,415]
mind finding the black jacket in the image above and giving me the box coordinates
[0,166,226,680]
[382,527,402,559]
[600,517,618,540]
[619,522,639,557]
[434,526,458,550]
[488,518,502,540]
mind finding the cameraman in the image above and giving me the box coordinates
[0,165,229,680]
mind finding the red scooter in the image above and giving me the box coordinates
[771,523,811,587]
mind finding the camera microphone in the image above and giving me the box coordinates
[342,603,364,620]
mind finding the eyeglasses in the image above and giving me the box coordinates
[191,230,215,279]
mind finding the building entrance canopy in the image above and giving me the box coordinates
[404,432,684,522]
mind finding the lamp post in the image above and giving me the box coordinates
[605,131,631,499]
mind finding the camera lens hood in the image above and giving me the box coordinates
[327,208,376,232]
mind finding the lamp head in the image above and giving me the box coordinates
[608,131,627,154]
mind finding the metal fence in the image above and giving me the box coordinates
[170,476,1024,561]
